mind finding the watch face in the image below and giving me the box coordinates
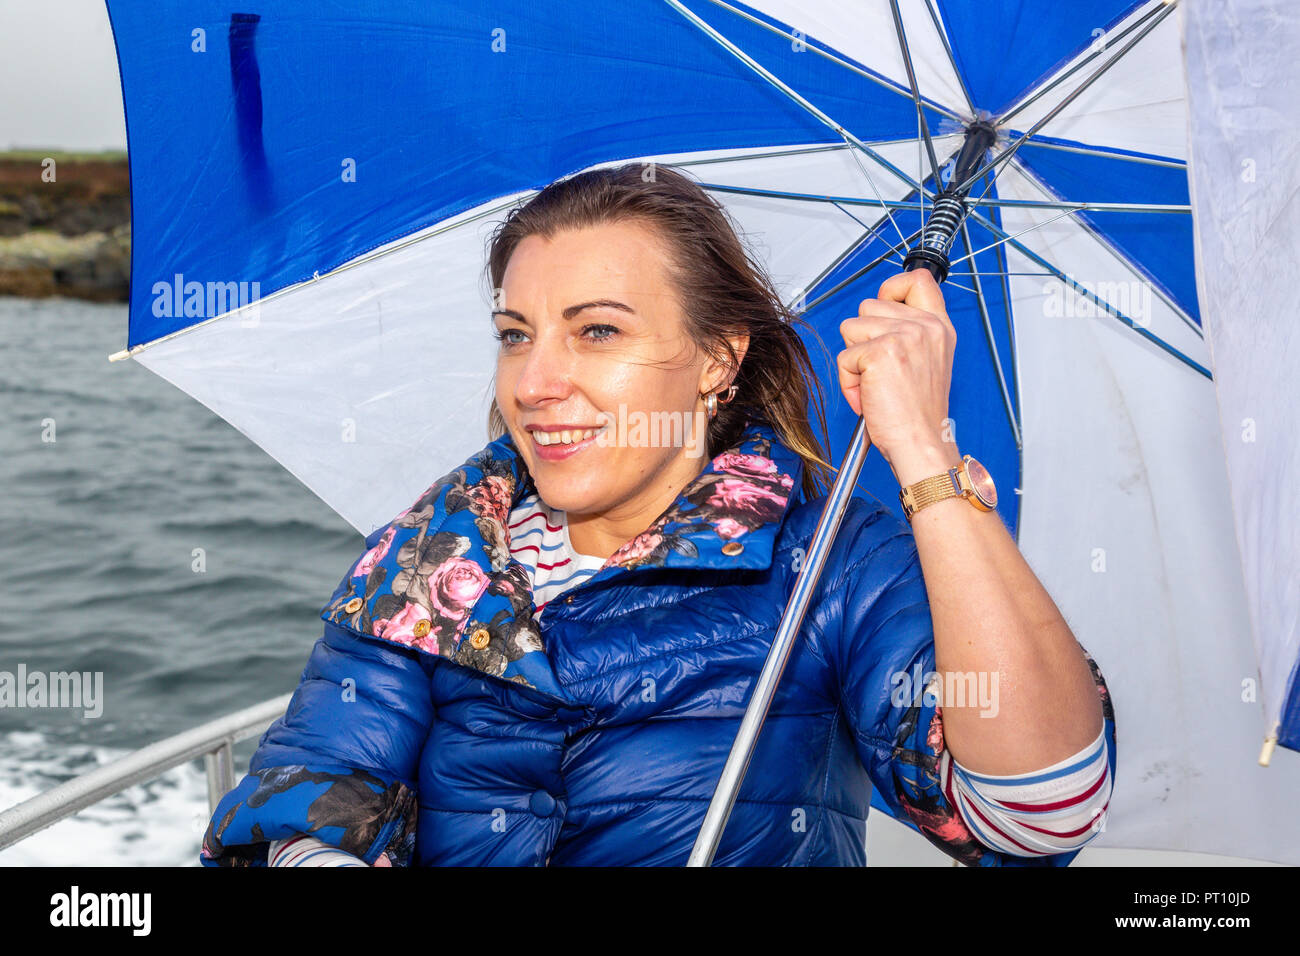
[965,458,997,508]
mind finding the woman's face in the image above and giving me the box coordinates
[492,220,741,524]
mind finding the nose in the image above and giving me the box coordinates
[512,327,574,408]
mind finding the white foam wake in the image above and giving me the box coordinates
[0,731,212,866]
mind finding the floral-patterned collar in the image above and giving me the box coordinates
[321,417,805,701]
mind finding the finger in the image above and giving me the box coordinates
[856,297,916,322]
[846,295,933,344]
[836,341,868,417]
[836,337,901,416]
[878,268,947,316]
[875,270,957,347]
[840,313,906,346]
[842,308,939,351]
[857,293,949,330]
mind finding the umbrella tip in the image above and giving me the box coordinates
[1258,721,1280,766]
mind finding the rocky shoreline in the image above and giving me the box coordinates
[0,152,130,302]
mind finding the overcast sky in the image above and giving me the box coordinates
[0,0,127,151]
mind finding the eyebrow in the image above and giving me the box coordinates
[490,299,637,323]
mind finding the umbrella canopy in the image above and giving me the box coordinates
[1183,0,1300,763]
[105,0,1300,863]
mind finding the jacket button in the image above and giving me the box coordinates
[470,627,491,649]
[413,619,431,638]
[721,541,744,556]
[529,790,558,817]
[565,594,574,604]
[344,597,363,614]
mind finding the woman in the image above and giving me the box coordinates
[202,163,1114,867]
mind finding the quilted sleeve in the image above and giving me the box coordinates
[830,499,1117,867]
[199,618,430,867]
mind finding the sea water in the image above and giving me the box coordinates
[0,296,362,865]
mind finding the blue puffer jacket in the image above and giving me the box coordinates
[202,417,1115,866]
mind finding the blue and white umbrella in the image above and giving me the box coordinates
[105,0,1300,863]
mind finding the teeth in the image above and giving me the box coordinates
[535,427,599,446]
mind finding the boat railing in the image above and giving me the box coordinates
[0,693,291,853]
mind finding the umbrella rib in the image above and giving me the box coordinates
[838,132,913,248]
[847,193,924,268]
[697,181,914,209]
[959,204,1212,379]
[917,91,927,231]
[700,180,1022,219]
[662,0,927,250]
[801,228,923,315]
[889,0,942,186]
[968,199,1190,214]
[682,141,919,248]
[1000,1,1169,127]
[694,0,964,122]
[959,221,1023,449]
[827,201,907,257]
[923,0,976,115]
[1007,157,1203,339]
[946,208,1081,269]
[696,115,1175,390]
[667,142,854,169]
[946,271,1055,278]
[990,222,1023,436]
[667,139,958,173]
[1017,138,1186,169]
[787,224,901,317]
[954,0,1179,194]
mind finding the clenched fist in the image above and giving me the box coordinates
[837,268,957,472]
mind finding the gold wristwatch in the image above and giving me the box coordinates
[899,454,998,523]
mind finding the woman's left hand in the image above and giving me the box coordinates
[837,268,957,469]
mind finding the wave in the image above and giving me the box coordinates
[0,730,212,867]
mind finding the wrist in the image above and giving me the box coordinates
[888,436,963,489]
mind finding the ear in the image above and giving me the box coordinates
[699,331,750,393]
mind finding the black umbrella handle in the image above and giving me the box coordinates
[904,249,951,282]
[903,120,999,283]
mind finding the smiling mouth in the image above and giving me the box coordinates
[530,426,606,447]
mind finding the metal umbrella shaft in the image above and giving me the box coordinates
[686,412,874,866]
[686,123,994,867]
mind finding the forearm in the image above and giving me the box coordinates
[889,433,1104,775]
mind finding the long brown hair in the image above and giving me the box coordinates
[482,161,837,502]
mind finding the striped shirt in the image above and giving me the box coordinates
[943,726,1112,856]
[268,834,368,866]
[506,491,607,616]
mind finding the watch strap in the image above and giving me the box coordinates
[899,468,961,522]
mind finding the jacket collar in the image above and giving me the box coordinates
[534,418,805,580]
[320,416,805,700]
